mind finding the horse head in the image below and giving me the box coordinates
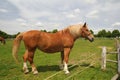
[0,37,6,44]
[80,22,94,42]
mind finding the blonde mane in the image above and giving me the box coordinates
[67,24,83,38]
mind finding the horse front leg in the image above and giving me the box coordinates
[63,48,71,74]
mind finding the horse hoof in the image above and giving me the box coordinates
[33,71,38,75]
[65,71,70,74]
[24,69,29,74]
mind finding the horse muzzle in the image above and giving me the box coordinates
[89,38,94,42]
[87,36,94,42]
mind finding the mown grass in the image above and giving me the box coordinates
[0,38,119,80]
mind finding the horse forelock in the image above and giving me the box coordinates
[66,24,83,38]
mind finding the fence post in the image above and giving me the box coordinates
[118,45,120,75]
[101,46,106,70]
[115,37,119,50]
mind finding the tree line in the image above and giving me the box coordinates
[0,30,18,38]
[94,29,120,38]
[0,29,120,39]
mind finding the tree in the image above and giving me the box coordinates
[41,30,47,32]
[52,29,58,33]
[97,29,107,37]
[106,31,112,38]
[0,30,19,38]
[112,30,120,37]
[0,30,8,38]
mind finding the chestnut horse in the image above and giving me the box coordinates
[0,36,6,45]
[12,23,94,74]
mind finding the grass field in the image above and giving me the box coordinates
[0,38,119,80]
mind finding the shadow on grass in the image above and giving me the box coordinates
[24,64,78,73]
[26,63,95,73]
[37,65,60,72]
[37,64,77,72]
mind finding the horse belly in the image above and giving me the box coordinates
[38,45,64,53]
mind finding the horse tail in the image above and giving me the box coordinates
[12,33,24,63]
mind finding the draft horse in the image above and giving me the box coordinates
[12,23,94,74]
[0,36,6,45]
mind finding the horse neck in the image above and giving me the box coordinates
[62,28,78,41]
[67,26,81,40]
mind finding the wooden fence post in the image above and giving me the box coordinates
[118,45,120,75]
[115,38,119,49]
[101,46,106,70]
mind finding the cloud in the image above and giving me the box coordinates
[66,14,76,18]
[7,0,56,20]
[0,0,120,34]
[16,18,26,22]
[86,10,99,18]
[112,22,120,27]
[74,8,81,13]
[0,8,8,13]
[20,22,28,26]
[16,18,28,27]
[64,8,81,19]
[35,22,43,27]
[0,20,27,34]
[84,0,97,4]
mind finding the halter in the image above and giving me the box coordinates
[80,28,91,38]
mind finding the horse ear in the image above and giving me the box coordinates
[83,22,86,27]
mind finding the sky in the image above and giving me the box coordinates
[0,0,120,34]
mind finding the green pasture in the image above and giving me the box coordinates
[0,38,119,80]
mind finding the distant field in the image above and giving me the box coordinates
[0,38,119,80]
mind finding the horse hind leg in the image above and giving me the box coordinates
[27,50,38,75]
[23,50,29,74]
[59,51,64,70]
